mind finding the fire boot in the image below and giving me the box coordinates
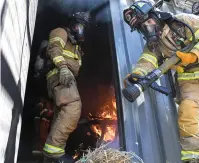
[43,155,75,163]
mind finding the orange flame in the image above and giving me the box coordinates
[73,151,79,159]
[92,125,102,137]
[91,98,117,142]
[101,126,116,142]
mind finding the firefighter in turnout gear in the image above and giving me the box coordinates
[42,12,90,163]
[123,1,199,162]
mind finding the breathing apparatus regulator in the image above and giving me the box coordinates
[122,0,196,102]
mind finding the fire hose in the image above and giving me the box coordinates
[122,18,196,102]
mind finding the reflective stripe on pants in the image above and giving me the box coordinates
[181,150,199,161]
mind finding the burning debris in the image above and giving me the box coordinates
[90,97,118,144]
[75,143,144,163]
[71,87,119,160]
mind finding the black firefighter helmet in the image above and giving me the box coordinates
[123,1,155,31]
[69,11,91,43]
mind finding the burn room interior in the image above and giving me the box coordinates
[17,0,122,162]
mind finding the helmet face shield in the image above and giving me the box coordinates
[71,22,85,42]
[140,17,162,50]
[140,18,159,37]
[69,11,91,43]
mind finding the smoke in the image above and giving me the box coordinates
[37,0,111,23]
[93,2,111,23]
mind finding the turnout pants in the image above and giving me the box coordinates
[43,74,81,158]
[178,79,199,160]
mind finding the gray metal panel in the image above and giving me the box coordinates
[109,0,182,162]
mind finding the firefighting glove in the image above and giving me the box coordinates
[176,51,198,66]
[171,65,184,73]
[123,72,142,88]
[59,67,75,87]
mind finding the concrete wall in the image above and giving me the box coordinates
[0,0,38,162]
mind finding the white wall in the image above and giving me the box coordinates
[0,0,38,162]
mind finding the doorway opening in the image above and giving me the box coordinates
[17,0,121,162]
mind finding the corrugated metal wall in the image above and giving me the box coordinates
[110,0,182,162]
[0,0,38,163]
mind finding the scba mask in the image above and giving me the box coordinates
[140,17,162,50]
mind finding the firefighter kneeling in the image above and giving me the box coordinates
[123,1,199,162]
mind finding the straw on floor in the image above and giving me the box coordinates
[75,144,144,163]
